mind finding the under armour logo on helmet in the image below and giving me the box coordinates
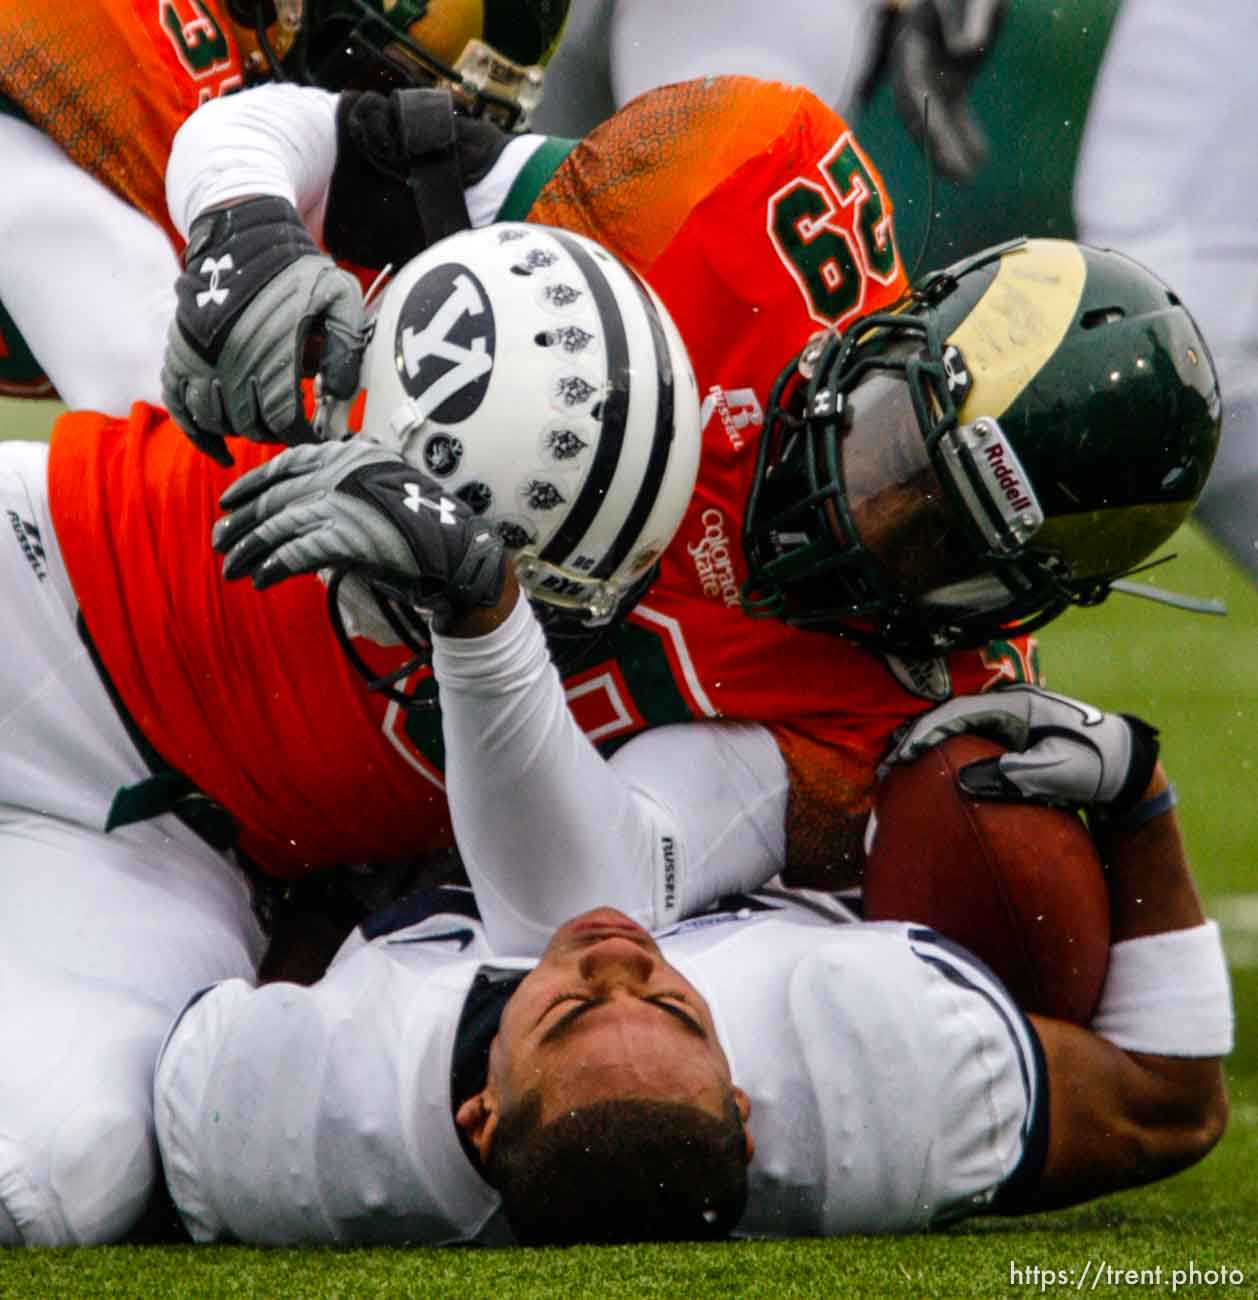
[941,345,972,398]
[404,482,457,525]
[196,255,234,309]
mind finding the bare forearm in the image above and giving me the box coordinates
[1093,764,1205,940]
[443,564,520,637]
[1020,767,1230,1210]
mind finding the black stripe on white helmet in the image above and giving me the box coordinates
[346,221,700,673]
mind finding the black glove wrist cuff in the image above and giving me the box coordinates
[177,196,320,361]
[1111,714,1161,814]
[1094,782,1178,837]
[183,195,311,264]
[337,460,507,627]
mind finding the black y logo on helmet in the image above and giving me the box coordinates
[395,264,497,424]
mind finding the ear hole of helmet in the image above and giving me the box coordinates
[1080,306,1125,329]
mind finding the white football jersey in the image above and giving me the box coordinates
[154,887,522,1246]
[154,888,1043,1244]
[656,891,1043,1235]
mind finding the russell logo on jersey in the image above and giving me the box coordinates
[7,512,46,582]
[701,384,763,454]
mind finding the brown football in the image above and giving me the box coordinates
[863,733,1109,1024]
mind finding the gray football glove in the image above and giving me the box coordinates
[163,196,365,466]
[883,0,1007,184]
[213,439,505,631]
[882,684,1160,813]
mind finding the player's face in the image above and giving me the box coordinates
[487,908,742,1127]
[831,349,979,599]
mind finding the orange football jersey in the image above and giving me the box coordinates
[0,0,246,245]
[48,79,1040,878]
[518,79,1040,865]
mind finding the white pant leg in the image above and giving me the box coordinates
[608,0,885,112]
[1075,0,1258,579]
[0,442,264,1244]
[0,117,178,414]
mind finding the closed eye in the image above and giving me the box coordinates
[647,995,706,1038]
[537,993,707,1045]
[538,995,603,1043]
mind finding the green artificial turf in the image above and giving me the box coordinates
[0,397,63,442]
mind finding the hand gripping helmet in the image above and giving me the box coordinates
[337,221,701,681]
[226,0,570,128]
[741,238,1222,656]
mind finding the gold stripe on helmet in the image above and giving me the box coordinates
[948,239,1087,424]
[415,0,486,68]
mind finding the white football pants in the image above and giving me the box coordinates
[0,441,264,1245]
[0,116,177,414]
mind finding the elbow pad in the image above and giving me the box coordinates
[324,87,510,270]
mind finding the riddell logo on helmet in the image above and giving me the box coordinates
[981,442,1034,513]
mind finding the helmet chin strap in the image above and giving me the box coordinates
[919,572,1012,613]
[1109,578,1227,616]
[1106,552,1228,616]
[919,559,1228,625]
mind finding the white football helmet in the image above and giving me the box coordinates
[354,221,702,643]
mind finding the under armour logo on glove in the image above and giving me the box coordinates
[403,482,457,524]
[163,195,366,465]
[196,255,234,309]
[214,439,506,632]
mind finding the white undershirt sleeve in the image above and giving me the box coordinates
[165,84,543,249]
[432,595,789,955]
[165,83,339,241]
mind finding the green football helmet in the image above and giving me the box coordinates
[742,238,1222,655]
[227,0,570,128]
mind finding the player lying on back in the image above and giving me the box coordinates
[0,223,693,1247]
[153,621,1232,1242]
[0,0,566,408]
[0,171,1217,1241]
[169,296,1230,1241]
